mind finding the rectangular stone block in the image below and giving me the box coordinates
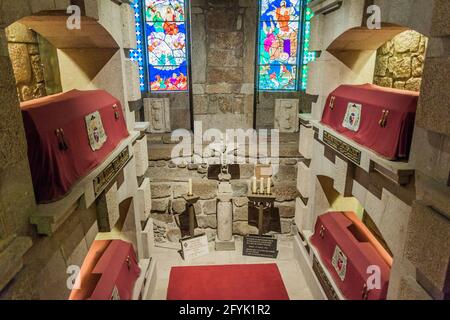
[144,98,171,133]
[125,58,141,102]
[138,178,151,222]
[275,99,299,133]
[299,123,314,159]
[121,2,137,49]
[141,218,155,259]
[405,201,450,297]
[133,135,149,177]
[96,183,120,232]
[297,161,312,198]
[295,197,311,232]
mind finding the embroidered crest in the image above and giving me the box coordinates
[342,103,362,132]
[332,245,347,281]
[85,111,107,151]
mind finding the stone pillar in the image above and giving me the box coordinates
[217,195,233,242]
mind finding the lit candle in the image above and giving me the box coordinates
[260,178,264,194]
[267,177,271,195]
[188,178,193,196]
[252,177,257,194]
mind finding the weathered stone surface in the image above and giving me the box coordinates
[208,49,239,67]
[187,163,198,170]
[233,197,248,207]
[215,31,244,49]
[151,183,172,199]
[193,180,218,199]
[374,55,388,77]
[283,159,298,166]
[233,221,258,236]
[404,202,450,293]
[194,228,217,242]
[5,22,37,43]
[231,180,248,197]
[151,212,173,223]
[206,9,237,31]
[146,166,204,182]
[197,214,217,229]
[404,78,422,92]
[412,56,424,77]
[393,30,421,53]
[171,199,186,214]
[397,276,433,300]
[202,199,217,215]
[374,76,393,88]
[208,68,243,84]
[30,55,44,82]
[151,199,170,212]
[238,164,254,179]
[173,184,188,198]
[273,165,297,182]
[193,95,208,115]
[277,203,295,218]
[8,43,31,85]
[393,81,406,90]
[274,182,299,201]
[280,218,294,234]
[233,206,248,221]
[388,56,412,78]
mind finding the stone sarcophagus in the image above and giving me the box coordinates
[144,98,171,133]
[321,84,418,160]
[310,211,392,300]
[275,99,299,133]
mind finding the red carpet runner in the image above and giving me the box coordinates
[167,264,289,300]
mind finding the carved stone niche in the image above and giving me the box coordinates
[144,98,171,133]
[275,99,299,133]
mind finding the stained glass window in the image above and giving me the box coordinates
[131,0,190,92]
[257,0,316,91]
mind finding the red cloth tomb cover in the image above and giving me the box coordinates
[310,212,391,300]
[20,90,129,203]
[321,84,418,160]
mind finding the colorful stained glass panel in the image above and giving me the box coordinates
[147,22,187,66]
[145,0,185,22]
[259,20,299,65]
[258,64,297,91]
[260,0,301,21]
[149,64,188,91]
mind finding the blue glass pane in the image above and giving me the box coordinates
[145,0,185,22]
[146,22,187,66]
[149,64,188,91]
[258,20,299,65]
[260,0,301,21]
[258,64,297,91]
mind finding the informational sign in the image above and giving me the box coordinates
[243,235,278,259]
[180,234,209,261]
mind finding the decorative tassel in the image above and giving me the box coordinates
[329,96,336,110]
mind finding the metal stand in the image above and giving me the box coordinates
[247,193,276,236]
[182,195,200,237]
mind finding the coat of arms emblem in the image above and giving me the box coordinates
[342,103,362,132]
[332,245,347,282]
[85,111,107,151]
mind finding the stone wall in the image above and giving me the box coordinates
[6,22,46,102]
[6,22,62,102]
[145,154,301,246]
[191,0,255,131]
[373,30,427,92]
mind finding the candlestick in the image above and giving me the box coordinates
[188,178,193,196]
[267,177,271,195]
[260,178,264,194]
[252,177,257,194]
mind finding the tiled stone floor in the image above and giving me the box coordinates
[148,237,313,300]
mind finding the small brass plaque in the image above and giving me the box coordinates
[323,131,361,165]
[93,147,130,196]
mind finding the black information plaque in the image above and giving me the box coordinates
[243,235,278,259]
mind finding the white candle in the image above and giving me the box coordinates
[188,178,193,196]
[252,177,257,194]
[267,177,271,195]
[260,178,264,194]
